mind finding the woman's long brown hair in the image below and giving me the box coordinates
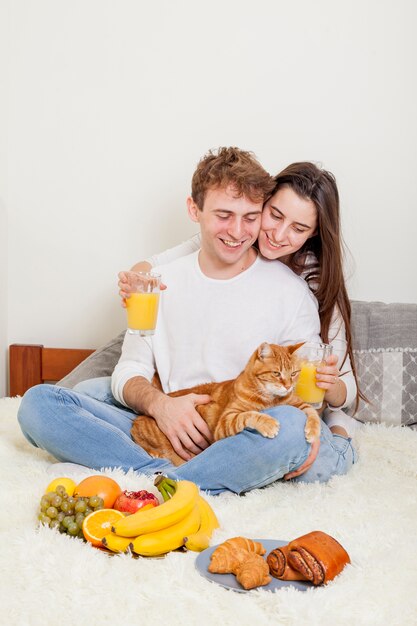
[272,162,364,411]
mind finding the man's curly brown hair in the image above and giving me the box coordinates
[191,147,275,209]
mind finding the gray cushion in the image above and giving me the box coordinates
[351,300,417,350]
[347,348,417,426]
[349,300,417,426]
[58,331,125,389]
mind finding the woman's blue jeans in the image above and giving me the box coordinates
[17,378,356,495]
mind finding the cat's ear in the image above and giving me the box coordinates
[257,342,273,360]
[287,342,305,355]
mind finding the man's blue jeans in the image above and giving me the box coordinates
[17,379,356,495]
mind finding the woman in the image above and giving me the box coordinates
[118,162,362,439]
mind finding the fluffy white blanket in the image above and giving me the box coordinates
[1,396,416,626]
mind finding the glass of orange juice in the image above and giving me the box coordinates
[126,272,161,336]
[294,342,333,408]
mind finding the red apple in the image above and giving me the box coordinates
[113,490,159,514]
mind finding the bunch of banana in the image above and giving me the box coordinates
[104,477,219,556]
[184,494,219,552]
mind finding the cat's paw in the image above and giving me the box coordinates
[304,419,321,442]
[258,416,280,438]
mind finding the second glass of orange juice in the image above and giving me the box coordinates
[126,272,161,336]
[294,342,332,408]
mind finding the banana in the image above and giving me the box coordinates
[184,495,220,552]
[101,533,133,553]
[130,503,201,556]
[111,479,199,538]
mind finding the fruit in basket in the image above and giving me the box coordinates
[82,509,126,547]
[101,533,133,553]
[73,475,122,508]
[38,487,105,538]
[130,503,201,556]
[100,478,221,557]
[113,490,159,514]
[184,495,219,552]
[111,478,199,538]
[45,477,76,496]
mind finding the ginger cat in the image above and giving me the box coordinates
[131,342,321,466]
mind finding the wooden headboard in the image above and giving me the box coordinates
[9,344,95,397]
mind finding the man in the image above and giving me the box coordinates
[18,147,354,494]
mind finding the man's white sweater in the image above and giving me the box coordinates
[112,251,321,405]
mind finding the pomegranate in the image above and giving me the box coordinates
[113,490,159,514]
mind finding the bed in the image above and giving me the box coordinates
[4,302,417,623]
[8,343,94,396]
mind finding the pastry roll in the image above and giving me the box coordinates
[267,531,350,585]
[267,544,308,581]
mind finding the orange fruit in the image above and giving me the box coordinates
[73,475,122,508]
[82,509,126,546]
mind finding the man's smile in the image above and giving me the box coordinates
[220,238,246,248]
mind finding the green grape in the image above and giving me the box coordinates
[67,522,79,536]
[46,506,58,519]
[39,513,51,525]
[67,496,77,507]
[50,494,62,508]
[74,500,87,513]
[84,507,93,516]
[55,485,68,497]
[57,512,65,522]
[50,519,60,529]
[88,495,101,508]
[75,513,85,527]
[40,495,50,510]
[60,501,71,513]
[62,515,75,529]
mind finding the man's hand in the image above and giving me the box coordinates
[153,393,213,461]
[283,438,320,480]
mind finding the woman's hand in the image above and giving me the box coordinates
[118,269,167,308]
[284,439,320,480]
[118,271,138,307]
[315,354,347,408]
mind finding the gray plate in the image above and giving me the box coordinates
[195,539,313,593]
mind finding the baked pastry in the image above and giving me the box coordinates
[267,531,350,585]
[208,537,266,574]
[208,537,270,590]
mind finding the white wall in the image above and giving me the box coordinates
[3,0,417,396]
[0,0,9,396]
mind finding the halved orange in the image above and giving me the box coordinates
[82,509,125,547]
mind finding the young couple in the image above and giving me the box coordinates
[18,147,358,495]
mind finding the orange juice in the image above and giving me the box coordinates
[126,292,160,333]
[295,361,325,405]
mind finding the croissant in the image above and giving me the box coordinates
[234,552,271,590]
[208,545,248,574]
[208,537,270,590]
[209,537,266,574]
[224,537,266,555]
